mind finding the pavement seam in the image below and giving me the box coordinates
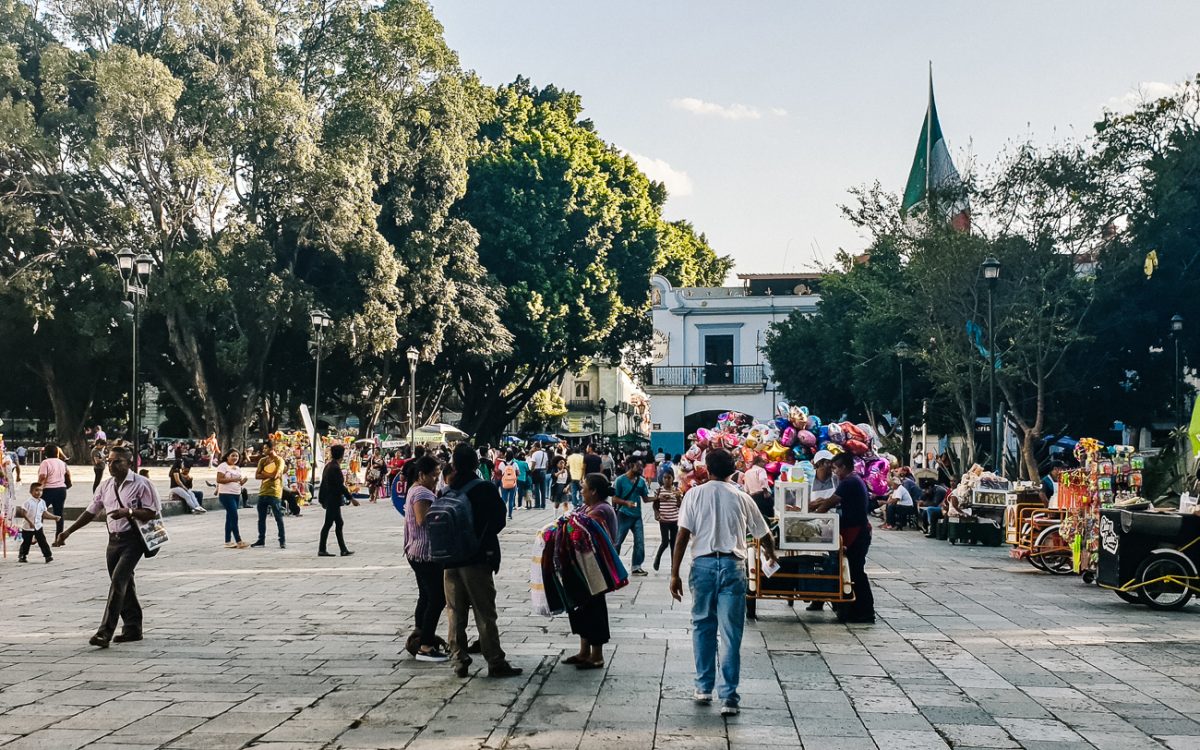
[482,653,554,749]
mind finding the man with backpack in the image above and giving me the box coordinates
[431,443,523,679]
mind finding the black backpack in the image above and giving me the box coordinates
[427,478,484,565]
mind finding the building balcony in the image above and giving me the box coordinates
[566,399,598,412]
[644,365,767,394]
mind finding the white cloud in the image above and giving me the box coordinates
[769,106,789,117]
[623,149,693,197]
[1105,81,1182,111]
[670,97,763,121]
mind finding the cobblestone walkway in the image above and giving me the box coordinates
[1,501,1198,749]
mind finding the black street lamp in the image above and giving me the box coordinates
[611,404,621,439]
[981,256,1001,473]
[895,341,910,463]
[116,250,153,461]
[406,346,419,444]
[1172,314,1184,427]
[598,398,607,440]
[309,309,332,494]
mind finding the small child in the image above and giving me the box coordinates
[651,471,682,572]
[18,482,59,563]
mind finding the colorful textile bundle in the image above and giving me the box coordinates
[530,513,628,616]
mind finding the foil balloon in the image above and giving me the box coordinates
[792,445,808,461]
[827,443,844,456]
[740,446,756,465]
[856,423,880,451]
[746,423,769,449]
[776,401,790,419]
[692,464,709,484]
[817,426,830,443]
[845,439,869,456]
[807,415,822,431]
[695,427,711,447]
[685,445,702,463]
[797,429,816,448]
[721,432,741,449]
[798,460,816,482]
[765,461,781,476]
[780,426,797,447]
[763,425,781,444]
[773,416,790,432]
[826,422,845,445]
[765,441,789,462]
[853,456,867,479]
[841,421,866,442]
[864,457,889,496]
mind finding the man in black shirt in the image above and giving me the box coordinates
[318,444,357,557]
[810,452,875,624]
[443,443,522,679]
[583,443,602,476]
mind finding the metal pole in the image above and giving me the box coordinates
[131,291,139,462]
[408,360,417,444]
[1176,335,1182,427]
[988,283,997,473]
[899,359,906,465]
[311,327,323,497]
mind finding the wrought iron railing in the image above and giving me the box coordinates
[646,364,766,387]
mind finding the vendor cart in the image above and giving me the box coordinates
[1097,508,1200,610]
[745,535,853,619]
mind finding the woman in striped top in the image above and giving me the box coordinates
[652,471,682,571]
[404,455,448,662]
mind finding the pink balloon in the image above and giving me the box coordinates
[780,427,797,447]
[695,427,711,446]
[765,461,781,476]
[797,429,816,447]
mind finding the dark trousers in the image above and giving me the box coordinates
[567,592,610,645]
[99,532,144,638]
[319,502,347,553]
[256,496,285,544]
[219,493,242,543]
[409,557,446,648]
[20,529,51,560]
[444,563,505,670]
[841,529,875,620]
[93,465,104,492]
[531,470,546,508]
[654,521,678,568]
[42,487,67,538]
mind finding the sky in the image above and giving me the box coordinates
[428,1,1200,277]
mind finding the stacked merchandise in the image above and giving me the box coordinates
[1058,439,1146,576]
[531,514,628,616]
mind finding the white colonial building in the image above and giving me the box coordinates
[647,273,821,456]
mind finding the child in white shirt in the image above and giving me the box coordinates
[18,482,60,563]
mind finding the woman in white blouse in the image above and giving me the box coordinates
[217,450,248,548]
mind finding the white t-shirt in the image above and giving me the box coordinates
[891,485,914,507]
[216,463,243,495]
[21,498,47,531]
[678,480,770,560]
[530,449,548,471]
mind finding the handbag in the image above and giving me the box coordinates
[114,479,169,558]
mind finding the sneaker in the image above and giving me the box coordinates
[454,663,470,678]
[250,541,265,548]
[631,568,649,577]
[693,690,713,704]
[721,700,739,717]
[195,507,207,513]
[415,647,450,663]
[235,541,249,549]
[18,556,27,563]
[224,542,238,549]
[340,550,354,557]
[89,634,110,649]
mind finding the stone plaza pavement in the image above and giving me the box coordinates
[1,501,1199,750]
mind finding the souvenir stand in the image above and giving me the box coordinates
[1058,440,1146,582]
[0,435,17,559]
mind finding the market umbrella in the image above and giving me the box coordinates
[500,435,523,445]
[412,423,469,443]
[531,433,560,444]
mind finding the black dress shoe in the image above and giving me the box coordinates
[318,551,336,557]
[89,635,110,649]
[113,632,143,643]
[487,663,523,678]
[454,663,470,678]
[467,640,482,654]
[340,550,355,557]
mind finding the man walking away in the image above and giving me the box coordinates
[442,443,522,679]
[566,447,585,508]
[318,443,358,557]
[614,457,650,576]
[252,441,286,548]
[670,448,776,717]
[529,443,548,510]
[54,444,162,647]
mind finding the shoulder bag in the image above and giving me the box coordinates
[114,479,169,558]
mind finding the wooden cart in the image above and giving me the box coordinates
[745,535,853,619]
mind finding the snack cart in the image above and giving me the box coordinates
[746,480,853,618]
[1097,508,1200,610]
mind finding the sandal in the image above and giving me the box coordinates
[576,660,605,670]
[561,655,589,665]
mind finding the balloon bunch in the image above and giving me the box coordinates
[681,402,893,496]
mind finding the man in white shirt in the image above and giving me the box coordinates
[55,444,162,648]
[529,444,549,509]
[670,448,777,717]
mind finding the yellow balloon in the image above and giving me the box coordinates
[766,441,789,462]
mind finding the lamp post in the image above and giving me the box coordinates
[611,404,621,440]
[981,256,1001,473]
[406,346,419,444]
[116,250,153,460]
[1172,314,1184,427]
[309,309,332,494]
[895,341,910,464]
[598,398,607,441]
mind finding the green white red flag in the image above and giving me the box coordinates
[902,71,969,231]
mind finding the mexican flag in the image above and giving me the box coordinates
[901,73,969,231]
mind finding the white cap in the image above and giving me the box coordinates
[813,450,834,464]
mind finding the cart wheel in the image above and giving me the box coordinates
[1135,550,1197,611]
[1034,526,1074,575]
[1081,570,1095,585]
[1027,549,1049,572]
[1115,589,1142,605]
[746,599,757,620]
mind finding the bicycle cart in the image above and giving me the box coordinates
[745,536,853,619]
[1097,508,1200,610]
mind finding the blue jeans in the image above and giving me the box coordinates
[501,486,517,518]
[531,470,546,509]
[689,555,747,703]
[922,506,942,529]
[615,512,645,570]
[569,480,582,508]
[219,493,241,543]
[544,474,553,507]
[256,496,285,545]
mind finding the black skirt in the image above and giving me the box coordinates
[567,593,610,645]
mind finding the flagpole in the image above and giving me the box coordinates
[926,62,933,208]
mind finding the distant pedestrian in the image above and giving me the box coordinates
[318,443,358,557]
[443,443,522,679]
[670,448,776,717]
[405,454,449,662]
[529,443,548,510]
[497,450,518,519]
[37,444,71,539]
[90,439,108,492]
[252,441,286,549]
[217,450,248,548]
[17,482,58,563]
[552,457,570,513]
[599,447,615,479]
[584,443,602,477]
[516,451,531,509]
[566,447,585,507]
[652,471,681,572]
[613,457,650,576]
[54,444,161,647]
[169,460,207,513]
[562,472,619,670]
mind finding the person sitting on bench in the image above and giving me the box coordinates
[882,472,915,530]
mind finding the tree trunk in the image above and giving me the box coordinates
[37,357,93,462]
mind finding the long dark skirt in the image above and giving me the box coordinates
[567,593,610,646]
